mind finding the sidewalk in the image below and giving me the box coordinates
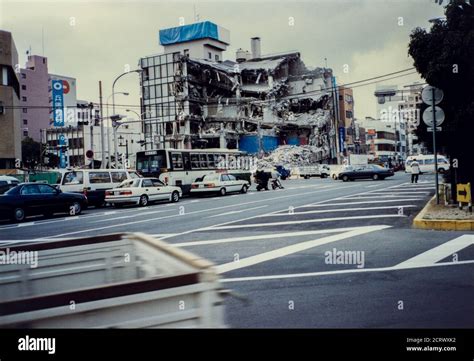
[413,195,474,231]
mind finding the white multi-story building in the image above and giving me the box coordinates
[358,116,396,162]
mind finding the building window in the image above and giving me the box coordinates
[23,130,28,137]
[208,52,212,59]
[345,110,353,119]
[215,54,219,61]
[21,73,26,79]
[22,108,27,113]
[22,96,27,101]
[21,85,26,90]
[23,119,28,125]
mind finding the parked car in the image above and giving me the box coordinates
[0,176,20,194]
[105,178,182,207]
[191,173,249,196]
[0,183,88,222]
[58,169,141,207]
[330,165,354,180]
[338,164,394,181]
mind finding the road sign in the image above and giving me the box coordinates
[427,127,442,132]
[422,85,444,105]
[423,106,445,126]
[457,183,471,204]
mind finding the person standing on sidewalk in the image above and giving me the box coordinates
[411,159,421,183]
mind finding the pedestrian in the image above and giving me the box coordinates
[410,158,420,183]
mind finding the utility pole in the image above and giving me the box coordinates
[89,103,94,169]
[432,87,439,204]
[99,81,106,168]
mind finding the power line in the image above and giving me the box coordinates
[4,67,419,110]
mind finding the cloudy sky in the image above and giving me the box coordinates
[0,0,444,118]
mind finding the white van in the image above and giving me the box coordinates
[405,155,450,174]
[58,169,141,207]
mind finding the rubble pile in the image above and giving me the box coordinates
[256,145,330,169]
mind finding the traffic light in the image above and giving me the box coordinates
[94,110,100,126]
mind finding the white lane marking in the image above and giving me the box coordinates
[158,185,360,240]
[222,260,474,283]
[91,209,173,223]
[173,226,371,247]
[298,199,424,207]
[206,205,268,218]
[366,184,380,188]
[204,214,405,231]
[264,205,417,216]
[189,200,200,203]
[367,191,430,195]
[345,195,425,199]
[215,225,390,274]
[394,235,474,269]
[151,233,178,238]
[37,186,348,240]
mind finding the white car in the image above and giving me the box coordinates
[190,173,249,196]
[0,175,20,194]
[105,178,182,207]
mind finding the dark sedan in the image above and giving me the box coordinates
[338,164,394,182]
[0,183,88,222]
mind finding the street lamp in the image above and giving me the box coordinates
[112,70,141,116]
[106,92,129,166]
[126,109,151,135]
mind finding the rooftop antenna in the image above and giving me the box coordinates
[193,4,200,22]
[42,27,45,56]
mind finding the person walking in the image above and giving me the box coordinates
[411,158,420,183]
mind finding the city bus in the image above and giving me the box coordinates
[136,148,254,194]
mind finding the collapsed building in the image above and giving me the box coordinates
[139,21,339,162]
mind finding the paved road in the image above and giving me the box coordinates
[1,172,473,328]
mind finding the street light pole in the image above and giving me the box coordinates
[432,87,439,204]
[106,92,128,167]
[112,69,141,115]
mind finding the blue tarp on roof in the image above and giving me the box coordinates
[159,21,219,45]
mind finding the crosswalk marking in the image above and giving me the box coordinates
[215,225,391,274]
[299,199,424,207]
[173,227,368,247]
[204,214,405,231]
[264,205,417,216]
[394,235,474,269]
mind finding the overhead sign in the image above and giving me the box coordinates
[338,127,345,152]
[423,106,445,127]
[422,85,444,105]
[52,80,64,127]
[58,134,68,169]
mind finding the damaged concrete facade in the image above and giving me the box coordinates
[139,21,339,163]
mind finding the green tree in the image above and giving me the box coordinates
[408,0,474,185]
[21,136,41,170]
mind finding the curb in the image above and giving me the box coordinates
[413,196,474,231]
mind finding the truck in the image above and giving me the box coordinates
[298,164,331,179]
[348,154,369,166]
[0,233,225,328]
